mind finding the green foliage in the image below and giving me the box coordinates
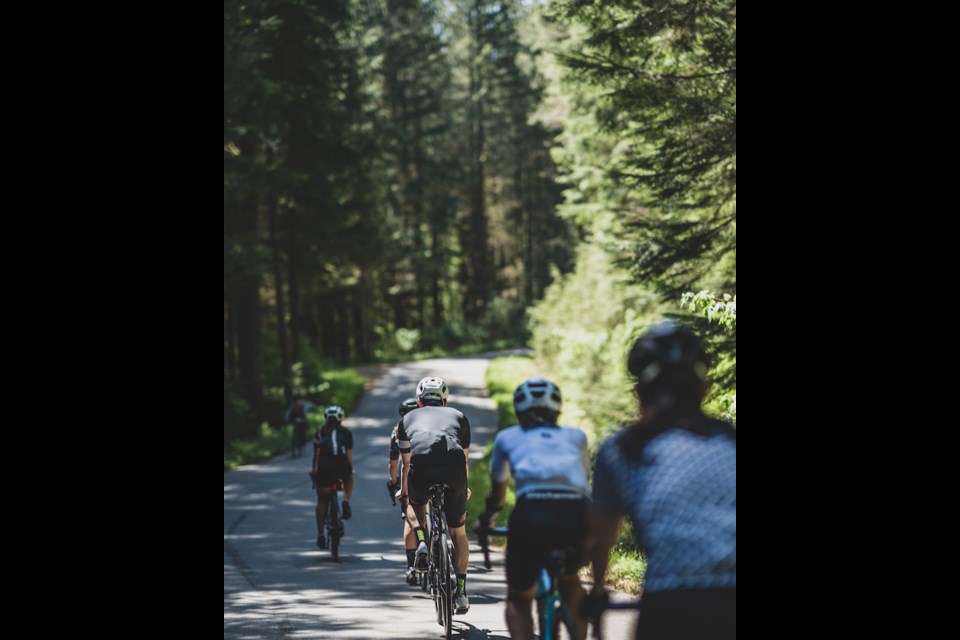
[530,242,664,443]
[486,356,539,429]
[224,423,295,471]
[224,364,364,470]
[316,368,366,412]
[465,355,538,527]
[466,444,516,530]
[547,0,736,298]
[682,290,737,332]
[224,382,256,446]
[682,290,736,423]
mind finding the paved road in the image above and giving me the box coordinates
[224,353,637,639]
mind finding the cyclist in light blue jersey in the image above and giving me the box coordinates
[475,377,591,640]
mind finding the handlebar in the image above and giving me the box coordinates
[386,480,398,506]
[476,526,509,569]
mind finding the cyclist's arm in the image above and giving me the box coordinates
[310,444,321,476]
[399,451,411,496]
[396,420,412,497]
[475,480,508,531]
[388,458,398,483]
[589,509,621,592]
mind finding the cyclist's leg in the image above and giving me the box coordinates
[403,506,418,582]
[407,467,431,570]
[558,576,587,640]
[556,496,590,640]
[315,484,334,546]
[504,499,541,637]
[505,586,537,639]
[441,464,469,575]
[339,463,355,519]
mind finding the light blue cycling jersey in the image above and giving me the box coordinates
[489,425,591,498]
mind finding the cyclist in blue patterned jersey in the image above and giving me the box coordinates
[475,377,591,640]
[588,321,736,640]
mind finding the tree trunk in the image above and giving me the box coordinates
[225,297,237,381]
[268,194,290,400]
[286,204,301,363]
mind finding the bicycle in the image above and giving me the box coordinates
[478,526,578,640]
[313,478,345,562]
[422,483,458,640]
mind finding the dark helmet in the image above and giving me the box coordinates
[513,377,562,427]
[398,397,420,416]
[627,321,709,392]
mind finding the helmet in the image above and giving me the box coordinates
[398,397,420,416]
[324,405,345,423]
[416,376,449,403]
[627,321,709,390]
[513,377,562,416]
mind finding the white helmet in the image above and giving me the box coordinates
[416,376,449,403]
[324,405,345,423]
[513,377,562,415]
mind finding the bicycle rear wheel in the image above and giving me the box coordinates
[440,530,454,640]
[537,593,561,640]
[328,498,341,562]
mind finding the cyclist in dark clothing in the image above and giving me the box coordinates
[285,397,315,458]
[389,397,421,585]
[588,322,736,640]
[310,406,354,549]
[395,376,473,613]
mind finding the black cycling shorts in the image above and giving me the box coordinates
[506,492,590,590]
[315,460,352,488]
[408,462,468,528]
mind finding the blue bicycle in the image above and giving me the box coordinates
[478,526,577,640]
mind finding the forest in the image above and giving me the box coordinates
[224,0,736,443]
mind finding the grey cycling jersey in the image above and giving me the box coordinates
[489,425,591,498]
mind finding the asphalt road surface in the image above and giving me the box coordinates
[224,353,638,639]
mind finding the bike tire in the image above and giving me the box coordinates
[537,594,561,640]
[328,499,341,562]
[432,535,443,625]
[440,530,453,640]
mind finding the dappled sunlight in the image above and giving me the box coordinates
[225,353,633,640]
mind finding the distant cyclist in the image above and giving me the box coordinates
[285,396,315,458]
[395,377,473,613]
[588,322,736,640]
[388,397,421,584]
[475,378,591,640]
[310,406,354,549]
